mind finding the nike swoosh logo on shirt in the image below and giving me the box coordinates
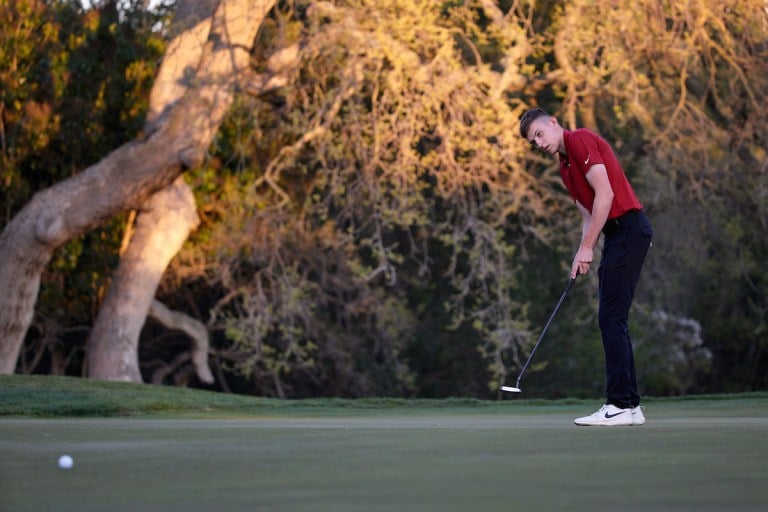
[584,154,590,165]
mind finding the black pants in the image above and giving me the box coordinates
[598,210,652,409]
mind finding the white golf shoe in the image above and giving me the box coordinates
[574,404,634,426]
[632,406,646,426]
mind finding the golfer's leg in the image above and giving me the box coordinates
[599,218,652,408]
[598,240,634,409]
[622,216,653,406]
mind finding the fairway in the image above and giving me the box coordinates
[1,398,767,511]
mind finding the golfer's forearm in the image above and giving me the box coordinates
[580,219,592,247]
[581,197,611,249]
[580,229,599,251]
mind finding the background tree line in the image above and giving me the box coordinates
[1,0,765,398]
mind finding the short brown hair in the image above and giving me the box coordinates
[519,108,551,139]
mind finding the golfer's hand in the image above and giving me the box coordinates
[571,247,593,278]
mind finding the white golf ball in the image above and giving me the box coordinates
[58,455,74,470]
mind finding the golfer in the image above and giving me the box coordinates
[520,108,653,426]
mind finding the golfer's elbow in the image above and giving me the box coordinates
[598,187,614,205]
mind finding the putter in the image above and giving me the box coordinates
[500,276,576,394]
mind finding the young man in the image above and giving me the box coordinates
[519,108,653,426]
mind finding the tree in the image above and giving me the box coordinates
[4,0,764,397]
[1,0,167,375]
[3,0,558,393]
[167,0,564,396]
[0,0,273,374]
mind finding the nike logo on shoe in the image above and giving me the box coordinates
[574,404,634,426]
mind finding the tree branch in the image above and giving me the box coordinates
[148,299,214,384]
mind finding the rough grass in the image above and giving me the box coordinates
[0,374,528,417]
[2,374,766,418]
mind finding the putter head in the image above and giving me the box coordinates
[500,386,522,393]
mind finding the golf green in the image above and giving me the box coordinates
[1,398,766,511]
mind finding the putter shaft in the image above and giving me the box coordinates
[501,277,575,394]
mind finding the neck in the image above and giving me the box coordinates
[557,128,567,157]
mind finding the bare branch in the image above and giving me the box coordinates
[148,299,214,384]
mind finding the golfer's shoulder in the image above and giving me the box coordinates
[569,129,613,154]
[569,128,603,143]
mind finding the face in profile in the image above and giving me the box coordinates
[526,116,561,156]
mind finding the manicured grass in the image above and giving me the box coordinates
[1,375,767,511]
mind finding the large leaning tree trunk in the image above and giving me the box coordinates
[86,0,297,383]
[86,176,203,382]
[0,0,275,374]
[86,0,217,383]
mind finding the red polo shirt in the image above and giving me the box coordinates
[559,129,642,219]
